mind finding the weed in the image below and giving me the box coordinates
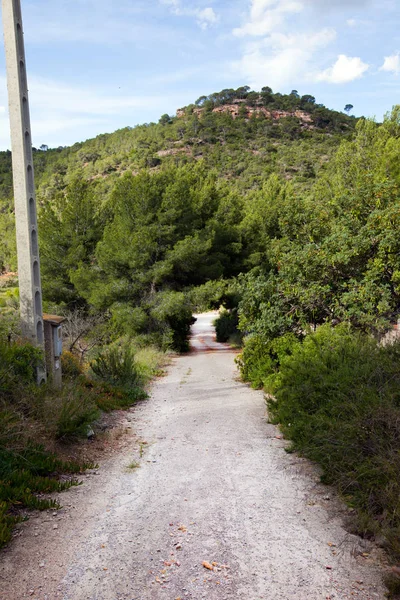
[90,343,143,389]
[127,461,140,470]
[139,441,148,458]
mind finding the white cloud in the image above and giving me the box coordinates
[160,1,219,29]
[233,0,304,37]
[346,18,357,26]
[160,0,181,14]
[196,8,218,30]
[380,53,400,75]
[316,54,369,83]
[0,106,6,113]
[233,28,336,89]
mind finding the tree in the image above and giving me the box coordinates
[159,114,172,125]
[39,177,106,307]
[344,104,354,114]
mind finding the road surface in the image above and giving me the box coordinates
[0,313,385,599]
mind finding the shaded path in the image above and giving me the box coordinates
[0,314,384,599]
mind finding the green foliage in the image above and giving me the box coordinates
[0,441,92,548]
[236,332,300,389]
[0,341,43,400]
[268,324,400,558]
[54,385,99,440]
[39,177,107,307]
[61,351,83,377]
[90,343,143,390]
[214,309,239,343]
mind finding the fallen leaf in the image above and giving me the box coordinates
[212,562,218,566]
[164,561,172,567]
[202,561,214,571]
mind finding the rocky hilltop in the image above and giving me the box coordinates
[177,103,314,127]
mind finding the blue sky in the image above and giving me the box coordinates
[0,0,399,149]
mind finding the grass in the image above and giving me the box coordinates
[0,442,95,547]
[127,460,140,470]
[135,345,170,378]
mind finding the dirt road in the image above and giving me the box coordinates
[0,313,385,599]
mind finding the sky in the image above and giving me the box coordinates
[0,0,399,150]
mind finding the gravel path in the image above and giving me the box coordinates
[0,313,385,600]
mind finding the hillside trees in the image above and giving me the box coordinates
[237,109,400,346]
[39,177,107,307]
[77,164,244,349]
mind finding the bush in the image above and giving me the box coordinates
[61,351,83,377]
[0,341,43,400]
[268,324,400,559]
[135,346,169,379]
[54,385,99,440]
[236,332,300,389]
[90,343,142,389]
[214,309,239,343]
[149,291,194,352]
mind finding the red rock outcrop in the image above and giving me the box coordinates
[176,105,313,125]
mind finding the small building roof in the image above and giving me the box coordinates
[42,313,66,325]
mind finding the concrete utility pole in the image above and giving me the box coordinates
[2,0,46,382]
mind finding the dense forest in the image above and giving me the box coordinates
[2,86,400,578]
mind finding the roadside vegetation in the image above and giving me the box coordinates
[0,295,167,548]
[1,85,400,573]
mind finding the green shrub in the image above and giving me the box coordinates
[135,346,169,379]
[93,383,147,412]
[149,291,194,352]
[0,341,43,399]
[61,351,83,377]
[236,332,300,389]
[268,324,400,559]
[90,343,142,389]
[54,385,99,440]
[214,309,239,343]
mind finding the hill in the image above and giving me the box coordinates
[0,86,356,274]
